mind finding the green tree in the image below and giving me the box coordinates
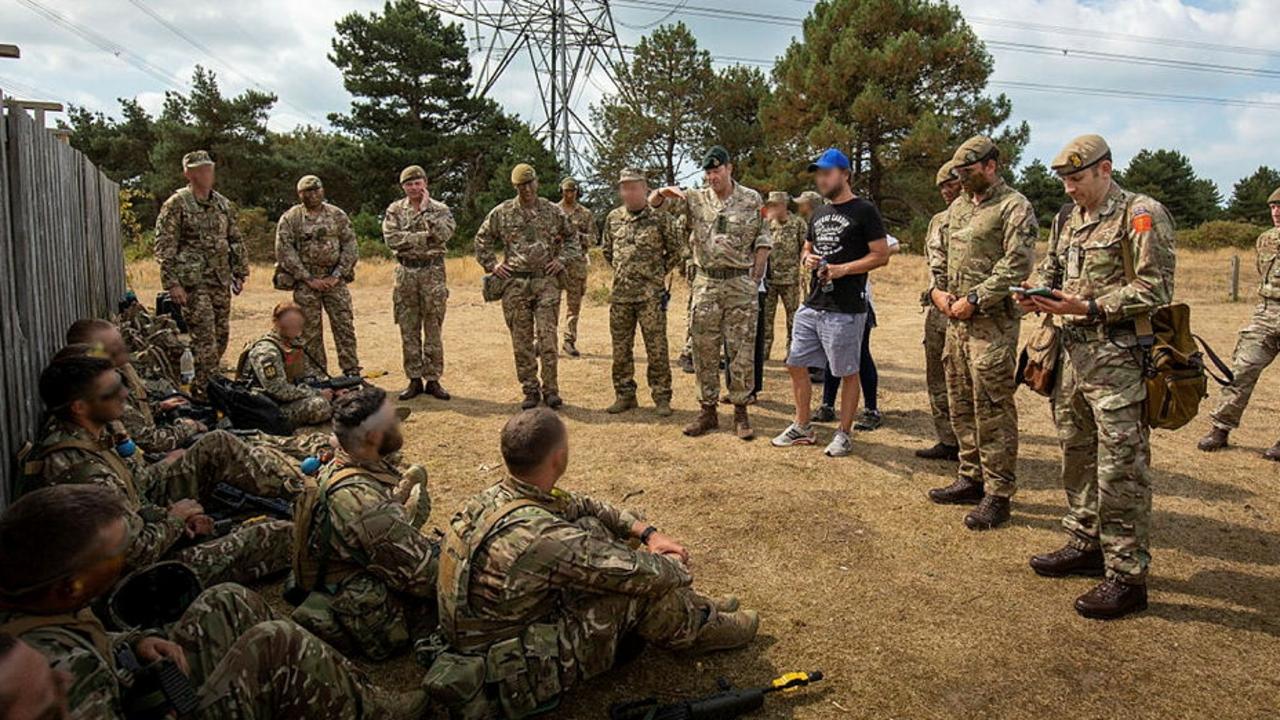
[1018,159,1070,227]
[268,127,362,217]
[703,65,772,186]
[1225,165,1280,225]
[1119,149,1221,227]
[63,99,156,187]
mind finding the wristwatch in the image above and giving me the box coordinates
[1087,298,1100,319]
[640,526,659,546]
[967,290,979,307]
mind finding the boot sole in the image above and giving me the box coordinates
[964,516,1010,531]
[929,494,984,506]
[1075,597,1148,620]
[1031,564,1106,578]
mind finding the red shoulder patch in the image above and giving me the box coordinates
[1131,212,1153,233]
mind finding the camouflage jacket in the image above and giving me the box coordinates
[474,198,572,273]
[382,196,456,263]
[943,180,1038,315]
[154,187,248,290]
[237,331,319,404]
[557,201,596,262]
[924,208,951,299]
[662,182,771,271]
[120,364,199,454]
[305,450,438,597]
[440,476,690,650]
[766,214,806,285]
[275,202,358,281]
[1034,182,1176,327]
[602,205,683,303]
[1255,227,1280,300]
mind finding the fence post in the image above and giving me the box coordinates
[1229,254,1240,303]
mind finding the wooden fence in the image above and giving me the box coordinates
[0,91,126,507]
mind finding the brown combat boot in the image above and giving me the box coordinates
[928,476,984,505]
[964,495,1011,530]
[689,608,760,654]
[543,392,564,410]
[1263,440,1280,462]
[1197,427,1229,452]
[712,595,740,613]
[1074,578,1148,620]
[424,380,451,400]
[683,404,719,437]
[562,340,580,357]
[733,404,754,441]
[398,378,423,401]
[915,442,960,461]
[607,396,638,414]
[654,399,673,417]
[1030,543,1105,578]
[520,393,540,410]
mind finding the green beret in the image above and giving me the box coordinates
[296,175,322,192]
[1051,134,1112,176]
[935,160,957,187]
[182,150,214,170]
[617,168,647,185]
[560,177,578,191]
[951,136,998,168]
[701,145,731,170]
[765,191,790,206]
[511,163,537,186]
[1269,187,1280,205]
[399,165,426,184]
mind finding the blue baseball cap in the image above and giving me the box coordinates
[808,148,850,172]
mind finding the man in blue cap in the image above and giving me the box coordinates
[771,148,890,457]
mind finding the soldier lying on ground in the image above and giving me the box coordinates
[20,353,296,587]
[431,408,757,717]
[0,485,430,719]
[236,302,338,427]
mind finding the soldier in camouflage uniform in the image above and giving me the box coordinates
[22,355,297,586]
[650,146,772,440]
[384,165,456,402]
[290,387,437,661]
[116,291,187,394]
[154,151,249,399]
[275,175,361,376]
[0,485,429,719]
[763,191,806,362]
[1198,186,1280,460]
[1020,135,1175,619]
[558,177,596,357]
[433,409,757,717]
[602,168,683,416]
[475,163,574,410]
[926,136,1037,530]
[916,162,962,461]
[237,302,334,427]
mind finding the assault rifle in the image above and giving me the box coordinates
[302,374,365,392]
[209,483,293,521]
[609,671,824,720]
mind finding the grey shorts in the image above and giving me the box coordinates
[786,305,867,377]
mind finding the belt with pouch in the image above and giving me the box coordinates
[1058,320,1137,344]
[399,257,444,269]
[699,267,749,280]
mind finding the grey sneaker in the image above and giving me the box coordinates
[771,422,816,447]
[853,409,882,431]
[810,404,836,423]
[824,430,853,457]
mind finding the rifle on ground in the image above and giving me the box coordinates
[208,483,293,521]
[609,671,824,720]
[301,375,365,392]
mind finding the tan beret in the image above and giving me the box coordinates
[511,163,537,186]
[951,136,998,167]
[182,150,214,170]
[765,191,790,206]
[560,177,578,191]
[399,165,426,184]
[1269,187,1280,205]
[935,160,957,187]
[618,168,647,184]
[296,175,322,192]
[1051,134,1112,176]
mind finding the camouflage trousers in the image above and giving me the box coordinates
[1209,298,1280,431]
[294,282,360,375]
[690,275,758,406]
[682,272,695,358]
[762,281,799,362]
[186,282,232,397]
[924,307,957,446]
[171,584,427,719]
[560,259,589,344]
[239,430,333,462]
[279,395,334,427]
[1052,332,1152,583]
[293,571,438,662]
[501,277,561,397]
[610,299,672,403]
[138,429,301,505]
[393,263,448,381]
[944,314,1019,497]
[171,519,293,586]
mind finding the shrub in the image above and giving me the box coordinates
[1177,220,1266,251]
[351,211,392,259]
[236,206,276,263]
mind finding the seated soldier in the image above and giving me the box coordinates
[21,353,296,586]
[435,408,757,716]
[237,302,335,427]
[291,386,436,661]
[0,485,429,719]
[115,290,187,394]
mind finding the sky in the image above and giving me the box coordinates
[1,0,1277,196]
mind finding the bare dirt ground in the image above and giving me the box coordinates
[128,247,1279,719]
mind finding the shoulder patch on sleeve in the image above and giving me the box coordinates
[1131,207,1153,233]
[262,363,278,379]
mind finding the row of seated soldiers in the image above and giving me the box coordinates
[0,307,759,718]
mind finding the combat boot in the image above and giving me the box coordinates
[424,380,451,401]
[563,340,580,357]
[1074,578,1148,620]
[690,609,760,654]
[1029,543,1105,578]
[543,392,564,410]
[683,404,719,437]
[733,405,754,441]
[915,442,959,460]
[607,396,638,414]
[964,495,1011,530]
[654,399,673,417]
[712,595,740,613]
[1197,427,1229,452]
[398,378,424,401]
[928,476,984,505]
[520,394,540,410]
[1263,440,1280,462]
[678,354,695,374]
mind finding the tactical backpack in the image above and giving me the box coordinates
[206,375,293,436]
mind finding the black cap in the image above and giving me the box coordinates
[701,145,731,170]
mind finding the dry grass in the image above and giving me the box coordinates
[128,248,1280,719]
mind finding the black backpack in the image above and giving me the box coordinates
[155,291,190,333]
[206,376,293,436]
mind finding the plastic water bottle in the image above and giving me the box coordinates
[818,259,835,293]
[179,348,195,392]
[114,437,137,459]
[300,456,322,476]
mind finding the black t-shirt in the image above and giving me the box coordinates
[804,198,886,313]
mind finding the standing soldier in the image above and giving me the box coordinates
[762,191,806,362]
[557,177,596,357]
[475,164,573,410]
[650,146,771,440]
[926,136,1037,530]
[602,168,684,416]
[274,175,360,376]
[1198,187,1280,460]
[383,166,455,401]
[1019,135,1175,619]
[917,161,962,461]
[154,150,248,398]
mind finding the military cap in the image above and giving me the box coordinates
[399,165,426,184]
[182,150,214,170]
[794,190,824,207]
[560,177,579,191]
[511,163,537,186]
[296,175,322,192]
[1051,134,1112,176]
[1268,187,1280,205]
[765,191,790,206]
[618,167,647,184]
[701,145,731,170]
[935,160,957,187]
[951,136,999,167]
